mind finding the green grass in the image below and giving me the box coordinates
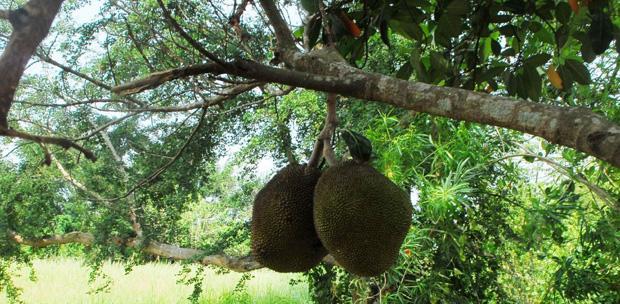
[1,258,311,304]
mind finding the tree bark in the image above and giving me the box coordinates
[6,230,263,272]
[0,0,65,128]
[6,231,337,273]
[114,55,620,169]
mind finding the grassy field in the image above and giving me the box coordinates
[1,259,311,304]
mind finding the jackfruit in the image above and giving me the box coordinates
[251,164,327,272]
[313,161,412,276]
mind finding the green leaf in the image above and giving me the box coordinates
[300,0,319,14]
[410,48,429,82]
[445,0,468,16]
[503,0,526,14]
[388,19,424,41]
[522,65,542,101]
[564,59,591,85]
[293,27,304,40]
[528,21,543,33]
[396,62,414,80]
[435,0,468,40]
[506,71,519,96]
[523,53,551,67]
[340,130,372,162]
[501,48,516,57]
[490,13,512,23]
[555,25,569,48]
[429,51,448,79]
[588,10,614,54]
[555,2,571,25]
[523,155,535,163]
[491,39,502,56]
[534,27,555,44]
[574,32,597,63]
[498,25,516,36]
[557,65,575,90]
[479,66,506,82]
[305,15,322,49]
[405,0,432,8]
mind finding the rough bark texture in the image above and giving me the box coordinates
[2,0,619,168]
[115,54,620,168]
[7,231,337,272]
[7,231,262,272]
[0,0,64,128]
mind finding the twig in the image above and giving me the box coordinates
[229,0,252,41]
[37,53,112,90]
[107,107,209,201]
[156,0,227,67]
[36,53,145,107]
[75,112,140,141]
[52,155,105,200]
[0,127,96,161]
[15,98,133,108]
[96,122,143,238]
[492,153,619,211]
[123,17,155,72]
[257,0,296,51]
[77,83,258,141]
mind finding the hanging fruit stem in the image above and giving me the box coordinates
[307,93,339,168]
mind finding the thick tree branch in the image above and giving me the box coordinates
[53,154,105,201]
[320,94,339,166]
[0,0,65,128]
[7,231,337,272]
[112,63,224,95]
[0,0,95,160]
[8,231,95,247]
[116,56,620,168]
[257,0,296,52]
[0,127,97,161]
[115,83,259,112]
[6,231,262,272]
[38,53,113,91]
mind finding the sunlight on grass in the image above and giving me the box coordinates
[0,259,310,304]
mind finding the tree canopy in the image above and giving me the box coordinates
[0,0,619,303]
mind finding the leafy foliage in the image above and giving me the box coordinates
[0,0,619,303]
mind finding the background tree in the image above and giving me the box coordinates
[0,0,619,303]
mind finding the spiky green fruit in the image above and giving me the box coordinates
[313,161,412,276]
[251,164,326,272]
